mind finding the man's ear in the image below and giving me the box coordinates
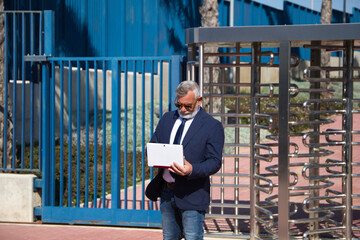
[198,97,203,106]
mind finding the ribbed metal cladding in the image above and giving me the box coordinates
[186,24,360,239]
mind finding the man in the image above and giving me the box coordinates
[148,80,224,240]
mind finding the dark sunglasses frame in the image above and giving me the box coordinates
[174,97,201,111]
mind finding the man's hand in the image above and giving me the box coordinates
[169,157,192,176]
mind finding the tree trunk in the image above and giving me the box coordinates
[320,0,332,99]
[199,0,221,113]
[0,1,14,167]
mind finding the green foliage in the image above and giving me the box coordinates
[21,143,151,206]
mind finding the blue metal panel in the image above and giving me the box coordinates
[5,0,201,57]
[5,0,360,58]
[351,8,360,23]
[41,207,162,227]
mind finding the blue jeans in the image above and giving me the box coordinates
[160,186,205,240]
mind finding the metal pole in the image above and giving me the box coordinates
[309,41,321,239]
[250,42,261,239]
[42,10,54,208]
[199,44,204,97]
[111,59,121,209]
[278,41,290,240]
[343,40,353,240]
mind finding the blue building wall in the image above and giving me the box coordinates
[5,0,360,58]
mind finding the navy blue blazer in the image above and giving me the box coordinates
[150,108,224,211]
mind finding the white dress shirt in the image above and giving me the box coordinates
[162,113,196,183]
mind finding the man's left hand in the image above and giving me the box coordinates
[170,158,192,176]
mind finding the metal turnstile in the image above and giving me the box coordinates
[186,24,360,239]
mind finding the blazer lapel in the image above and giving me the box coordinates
[182,108,207,147]
[164,111,179,143]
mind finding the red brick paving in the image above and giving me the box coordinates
[0,223,163,240]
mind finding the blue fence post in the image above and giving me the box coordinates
[42,10,55,207]
[169,56,184,111]
[111,59,121,209]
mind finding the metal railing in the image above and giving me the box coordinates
[25,55,184,226]
[186,23,360,239]
[0,11,44,173]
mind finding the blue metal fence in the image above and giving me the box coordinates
[1,10,185,226]
[35,55,183,226]
[0,10,44,173]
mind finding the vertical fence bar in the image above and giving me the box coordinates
[170,56,183,111]
[39,12,42,55]
[41,60,50,206]
[133,60,137,209]
[94,60,98,207]
[234,43,240,235]
[76,61,81,207]
[250,42,261,239]
[12,13,17,168]
[199,44,204,97]
[38,12,43,170]
[111,59,121,209]
[59,61,64,206]
[168,59,172,111]
[343,40,354,240]
[278,41,290,240]
[29,13,34,169]
[85,60,89,207]
[124,60,128,209]
[38,70,42,170]
[42,10,54,207]
[141,60,146,210]
[102,60,107,208]
[68,60,73,207]
[21,12,25,168]
[149,60,155,210]
[159,60,163,118]
[50,61,56,206]
[309,41,321,236]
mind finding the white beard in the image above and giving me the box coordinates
[178,105,200,119]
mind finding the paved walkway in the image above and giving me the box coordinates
[0,222,163,240]
[1,115,359,239]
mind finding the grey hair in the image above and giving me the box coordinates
[176,80,200,99]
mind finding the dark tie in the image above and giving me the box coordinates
[173,118,187,145]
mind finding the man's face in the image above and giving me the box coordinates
[175,90,202,119]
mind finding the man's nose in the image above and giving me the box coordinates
[181,105,187,111]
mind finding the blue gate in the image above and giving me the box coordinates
[35,55,183,227]
[1,10,185,227]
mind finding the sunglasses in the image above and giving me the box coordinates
[174,97,201,111]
